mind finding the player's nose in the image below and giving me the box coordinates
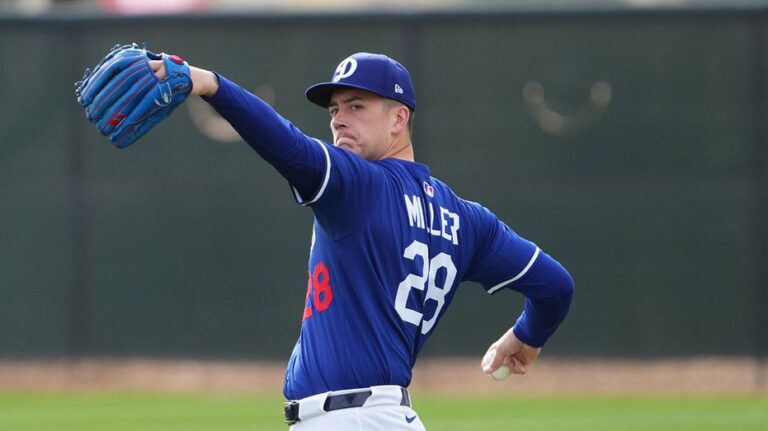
[331,114,347,130]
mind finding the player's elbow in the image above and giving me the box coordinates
[536,253,575,313]
[551,263,575,314]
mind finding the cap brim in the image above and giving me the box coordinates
[305,82,388,108]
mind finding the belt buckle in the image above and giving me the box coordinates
[283,400,300,425]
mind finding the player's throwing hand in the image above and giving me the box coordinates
[482,328,542,379]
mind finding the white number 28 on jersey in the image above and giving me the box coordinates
[395,240,458,334]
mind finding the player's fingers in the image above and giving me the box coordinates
[481,347,494,372]
[481,346,506,374]
[150,60,166,80]
[508,356,528,375]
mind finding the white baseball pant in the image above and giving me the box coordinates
[287,385,427,431]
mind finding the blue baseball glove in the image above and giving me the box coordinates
[75,43,192,149]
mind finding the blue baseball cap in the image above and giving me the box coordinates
[306,52,416,111]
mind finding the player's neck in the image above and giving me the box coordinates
[380,137,414,162]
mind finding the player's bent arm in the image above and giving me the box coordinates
[510,251,575,348]
[481,254,572,377]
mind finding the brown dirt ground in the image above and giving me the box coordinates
[0,357,766,394]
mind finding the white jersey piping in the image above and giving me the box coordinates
[292,138,332,206]
[487,247,541,294]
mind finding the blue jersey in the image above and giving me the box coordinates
[206,76,574,400]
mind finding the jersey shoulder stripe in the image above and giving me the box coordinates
[487,246,540,294]
[292,138,332,205]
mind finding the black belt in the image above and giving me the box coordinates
[284,387,411,425]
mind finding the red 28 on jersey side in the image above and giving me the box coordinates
[302,262,334,320]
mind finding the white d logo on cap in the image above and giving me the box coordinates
[333,58,358,82]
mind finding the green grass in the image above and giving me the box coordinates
[0,391,766,430]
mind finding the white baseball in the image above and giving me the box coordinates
[482,349,511,381]
[491,365,511,381]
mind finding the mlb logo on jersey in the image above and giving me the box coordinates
[423,181,434,197]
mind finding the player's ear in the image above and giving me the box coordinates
[390,104,410,135]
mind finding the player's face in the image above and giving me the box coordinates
[328,88,397,160]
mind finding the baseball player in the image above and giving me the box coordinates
[75,46,575,431]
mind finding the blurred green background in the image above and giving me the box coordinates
[1,391,767,431]
[0,4,766,366]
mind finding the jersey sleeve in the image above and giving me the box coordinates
[506,252,574,347]
[463,202,540,290]
[463,201,575,347]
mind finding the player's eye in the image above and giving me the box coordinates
[350,104,362,111]
[329,108,338,117]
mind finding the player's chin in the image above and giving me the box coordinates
[336,140,361,154]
